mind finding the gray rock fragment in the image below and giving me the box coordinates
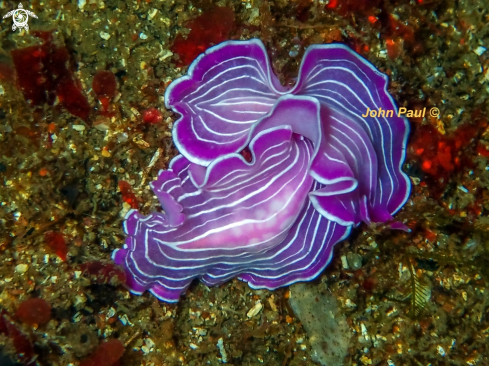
[289,283,351,365]
[347,253,363,270]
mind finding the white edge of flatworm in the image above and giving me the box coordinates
[294,42,412,216]
[165,39,287,167]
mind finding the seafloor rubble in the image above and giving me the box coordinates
[0,0,488,365]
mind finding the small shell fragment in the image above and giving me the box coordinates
[217,338,228,363]
[437,345,446,356]
[100,32,111,40]
[158,50,173,61]
[72,124,86,132]
[130,107,141,117]
[148,8,158,19]
[474,46,486,56]
[15,264,28,274]
[147,148,162,169]
[247,301,263,318]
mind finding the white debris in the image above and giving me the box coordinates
[139,32,148,40]
[345,299,357,308]
[158,49,173,61]
[267,295,278,312]
[120,201,132,218]
[457,185,469,193]
[189,343,199,350]
[99,31,111,40]
[117,132,129,143]
[341,255,349,269]
[94,121,109,131]
[474,46,486,56]
[361,323,368,336]
[248,8,259,22]
[72,124,86,132]
[147,148,162,168]
[74,293,87,307]
[142,338,155,354]
[73,312,82,323]
[437,345,446,356]
[118,314,133,326]
[15,264,28,274]
[107,307,116,318]
[145,338,155,348]
[148,8,158,19]
[217,338,228,363]
[247,301,263,318]
[78,0,86,10]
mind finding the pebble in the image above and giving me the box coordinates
[117,132,129,143]
[148,8,158,19]
[246,301,263,318]
[72,124,86,132]
[217,338,228,363]
[474,46,486,56]
[94,122,110,131]
[289,49,299,57]
[289,283,350,365]
[100,32,111,40]
[437,345,446,356]
[15,264,28,273]
[347,253,363,270]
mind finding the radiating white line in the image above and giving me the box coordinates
[231,110,267,114]
[195,87,278,109]
[187,75,272,105]
[190,116,245,145]
[200,108,257,124]
[210,100,275,107]
[185,142,302,219]
[188,64,269,102]
[198,115,245,136]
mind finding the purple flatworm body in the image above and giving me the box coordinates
[112,39,411,302]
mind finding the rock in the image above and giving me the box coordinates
[289,283,351,365]
[347,253,363,270]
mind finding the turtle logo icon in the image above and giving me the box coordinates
[3,3,38,32]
